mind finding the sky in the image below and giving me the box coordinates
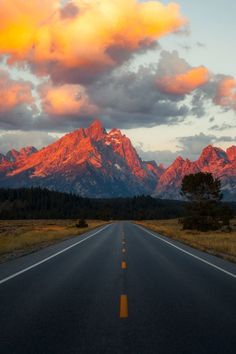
[0,0,235,166]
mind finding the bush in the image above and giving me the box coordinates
[76,218,88,228]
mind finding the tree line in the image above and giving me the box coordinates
[0,177,235,225]
[0,187,187,220]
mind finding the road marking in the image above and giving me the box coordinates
[122,248,126,253]
[122,241,126,245]
[136,225,236,280]
[120,295,128,318]
[122,261,127,269]
[0,224,111,286]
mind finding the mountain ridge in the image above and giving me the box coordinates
[0,120,235,200]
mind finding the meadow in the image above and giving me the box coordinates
[0,220,107,263]
[137,219,236,263]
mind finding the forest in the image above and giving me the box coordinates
[0,187,235,221]
[0,187,187,220]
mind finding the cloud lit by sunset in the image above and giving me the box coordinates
[0,70,34,111]
[40,84,98,116]
[0,0,186,77]
[214,77,236,110]
[156,66,210,95]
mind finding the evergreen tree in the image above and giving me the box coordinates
[181,172,232,231]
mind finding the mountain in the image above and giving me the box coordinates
[0,121,163,197]
[155,145,236,200]
[0,120,235,200]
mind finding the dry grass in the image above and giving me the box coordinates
[0,219,108,263]
[136,219,236,263]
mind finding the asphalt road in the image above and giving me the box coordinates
[0,222,236,354]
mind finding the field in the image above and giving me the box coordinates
[137,219,236,263]
[0,220,108,263]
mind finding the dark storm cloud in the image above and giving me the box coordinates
[87,63,190,129]
[0,107,36,131]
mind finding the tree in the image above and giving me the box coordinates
[180,172,232,231]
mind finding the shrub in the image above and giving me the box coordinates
[76,218,88,228]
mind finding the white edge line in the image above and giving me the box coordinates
[0,224,111,285]
[135,224,236,280]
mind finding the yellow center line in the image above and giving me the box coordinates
[120,295,128,318]
[122,261,127,269]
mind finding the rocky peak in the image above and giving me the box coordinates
[85,120,107,141]
[172,156,186,167]
[0,153,7,163]
[108,128,123,137]
[144,161,165,178]
[4,146,37,163]
[19,146,38,157]
[227,146,236,161]
[197,145,228,167]
[6,149,20,162]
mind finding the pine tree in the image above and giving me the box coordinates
[181,172,232,231]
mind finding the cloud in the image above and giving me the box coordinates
[0,69,37,130]
[155,50,190,77]
[0,0,186,83]
[39,83,98,116]
[210,123,236,131]
[87,65,189,128]
[138,133,236,167]
[177,133,236,160]
[31,51,212,130]
[156,66,210,95]
[0,70,34,112]
[177,133,216,160]
[136,144,179,167]
[214,77,236,110]
[0,131,56,153]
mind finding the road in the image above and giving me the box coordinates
[0,222,236,354]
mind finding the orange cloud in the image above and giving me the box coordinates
[156,66,210,95]
[40,84,98,116]
[0,71,34,112]
[0,0,186,76]
[214,77,236,109]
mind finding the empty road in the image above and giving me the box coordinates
[0,222,236,354]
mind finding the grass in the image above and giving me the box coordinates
[0,219,108,263]
[136,219,236,263]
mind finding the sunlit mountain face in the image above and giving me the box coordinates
[0,120,235,200]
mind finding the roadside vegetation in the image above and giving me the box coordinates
[137,173,236,263]
[0,176,236,264]
[180,172,233,231]
[136,219,236,263]
[0,219,107,263]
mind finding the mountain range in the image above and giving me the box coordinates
[0,120,235,200]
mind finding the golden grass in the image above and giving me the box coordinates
[0,220,108,263]
[136,219,236,263]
